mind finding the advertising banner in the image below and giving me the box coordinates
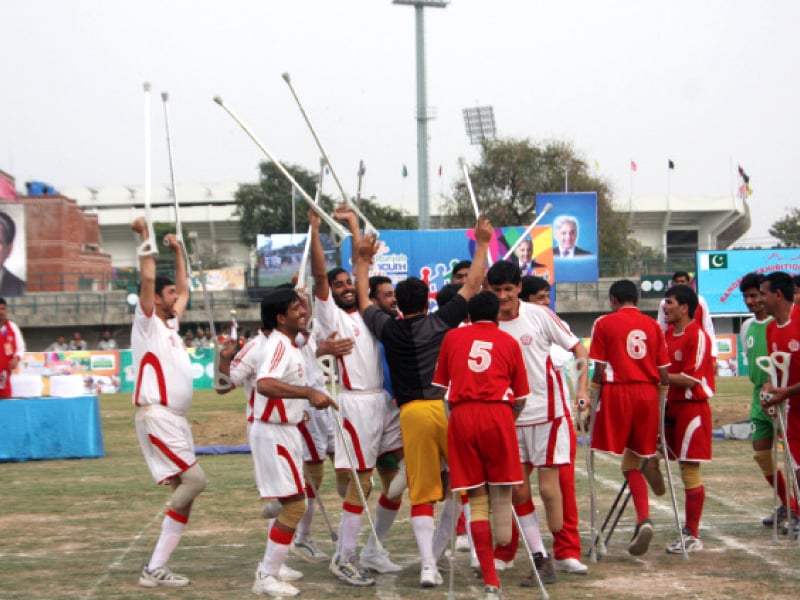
[535,192,599,282]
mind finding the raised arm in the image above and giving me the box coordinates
[165,233,189,319]
[131,217,155,315]
[308,208,330,298]
[458,215,493,301]
[354,232,380,315]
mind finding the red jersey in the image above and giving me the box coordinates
[766,303,800,407]
[433,321,530,406]
[666,321,715,402]
[589,306,669,384]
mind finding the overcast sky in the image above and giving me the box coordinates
[2,0,797,246]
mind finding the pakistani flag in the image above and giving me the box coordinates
[700,253,728,270]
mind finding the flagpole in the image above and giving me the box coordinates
[291,184,296,235]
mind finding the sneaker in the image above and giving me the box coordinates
[520,553,557,586]
[420,564,443,587]
[329,555,376,587]
[252,571,300,597]
[494,558,514,571]
[763,505,787,527]
[666,528,703,554]
[642,456,666,496]
[782,514,800,539]
[469,552,480,569]
[261,499,282,519]
[455,534,471,552]
[291,538,328,563]
[138,564,190,587]
[553,557,588,574]
[484,584,504,600]
[278,563,303,581]
[628,519,653,556]
[360,547,402,573]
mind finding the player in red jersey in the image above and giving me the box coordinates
[433,291,530,598]
[662,284,715,554]
[589,279,669,556]
[760,272,800,537]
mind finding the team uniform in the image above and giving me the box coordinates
[228,330,270,429]
[665,321,715,462]
[131,302,196,484]
[741,317,774,441]
[0,318,25,398]
[253,330,308,499]
[766,303,800,465]
[498,301,580,467]
[590,306,669,457]
[658,293,718,357]
[433,321,530,491]
[297,333,335,463]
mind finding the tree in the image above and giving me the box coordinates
[769,207,800,247]
[442,138,632,267]
[354,196,417,230]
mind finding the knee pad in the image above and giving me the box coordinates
[277,496,307,530]
[171,464,207,511]
[679,462,702,489]
[336,470,350,499]
[470,492,490,522]
[378,467,395,495]
[753,449,775,478]
[306,461,325,493]
[488,487,513,545]
[621,451,643,473]
[344,470,373,506]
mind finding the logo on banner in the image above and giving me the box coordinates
[709,253,728,269]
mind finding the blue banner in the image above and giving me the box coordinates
[535,192,599,282]
[696,248,800,315]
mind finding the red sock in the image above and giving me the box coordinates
[624,469,650,522]
[684,485,705,537]
[471,520,499,587]
[766,471,799,513]
[456,511,467,536]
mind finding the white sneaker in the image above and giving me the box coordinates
[469,553,480,569]
[494,558,514,571]
[329,554,376,587]
[252,571,299,597]
[360,547,403,573]
[261,500,282,519]
[278,563,303,581]
[455,534,471,552]
[484,584,504,600]
[387,459,408,498]
[420,564,443,587]
[291,538,328,563]
[553,557,588,574]
[666,528,704,554]
[138,565,190,587]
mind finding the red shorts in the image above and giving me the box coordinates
[788,402,800,466]
[591,383,659,457]
[447,402,523,491]
[664,400,712,462]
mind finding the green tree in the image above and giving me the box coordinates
[442,138,632,269]
[769,207,800,247]
[355,196,417,230]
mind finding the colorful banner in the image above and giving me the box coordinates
[535,192,599,282]
[696,248,800,315]
[190,268,246,292]
[715,334,739,377]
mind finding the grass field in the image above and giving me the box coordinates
[2,376,800,599]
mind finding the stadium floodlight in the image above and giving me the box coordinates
[463,105,496,145]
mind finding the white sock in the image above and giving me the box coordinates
[339,508,362,562]
[148,514,185,571]
[262,534,290,577]
[411,514,436,567]
[365,502,399,553]
[432,496,455,559]
[296,500,315,541]
[519,511,547,556]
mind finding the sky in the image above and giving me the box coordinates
[2,0,798,247]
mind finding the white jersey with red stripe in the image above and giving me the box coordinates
[255,330,307,425]
[131,302,193,416]
[229,330,270,424]
[499,301,580,425]
[314,289,383,392]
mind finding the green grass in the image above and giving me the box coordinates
[1,378,799,599]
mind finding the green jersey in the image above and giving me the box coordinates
[741,316,772,387]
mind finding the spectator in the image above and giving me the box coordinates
[69,331,88,351]
[98,331,118,350]
[46,335,69,352]
[183,330,196,348]
[0,297,25,397]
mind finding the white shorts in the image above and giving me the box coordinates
[334,390,402,471]
[299,404,334,462]
[135,404,197,484]
[516,416,571,468]
[250,421,306,499]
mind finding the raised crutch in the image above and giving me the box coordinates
[212,96,351,246]
[461,164,492,266]
[281,73,378,235]
[303,464,338,543]
[316,355,383,554]
[160,91,190,268]
[511,507,549,600]
[295,158,325,294]
[502,203,554,261]
[659,386,688,560]
[137,83,158,258]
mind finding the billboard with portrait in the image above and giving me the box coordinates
[0,203,26,296]
[535,192,599,283]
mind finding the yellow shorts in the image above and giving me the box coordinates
[400,400,448,505]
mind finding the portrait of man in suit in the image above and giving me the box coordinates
[514,237,545,275]
[0,211,26,296]
[553,215,592,258]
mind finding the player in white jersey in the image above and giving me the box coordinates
[487,261,589,586]
[310,207,404,585]
[130,218,207,589]
[250,288,337,598]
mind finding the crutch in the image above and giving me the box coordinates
[447,490,458,600]
[303,464,338,543]
[461,164,492,266]
[137,82,159,258]
[281,73,378,236]
[160,91,190,268]
[586,478,629,559]
[295,158,325,295]
[757,354,784,543]
[502,203,554,261]
[586,383,601,563]
[316,354,384,554]
[769,352,800,542]
[660,386,688,560]
[511,507,549,600]
[212,96,351,246]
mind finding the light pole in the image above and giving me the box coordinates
[393,0,448,230]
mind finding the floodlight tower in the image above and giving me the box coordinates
[393,0,448,230]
